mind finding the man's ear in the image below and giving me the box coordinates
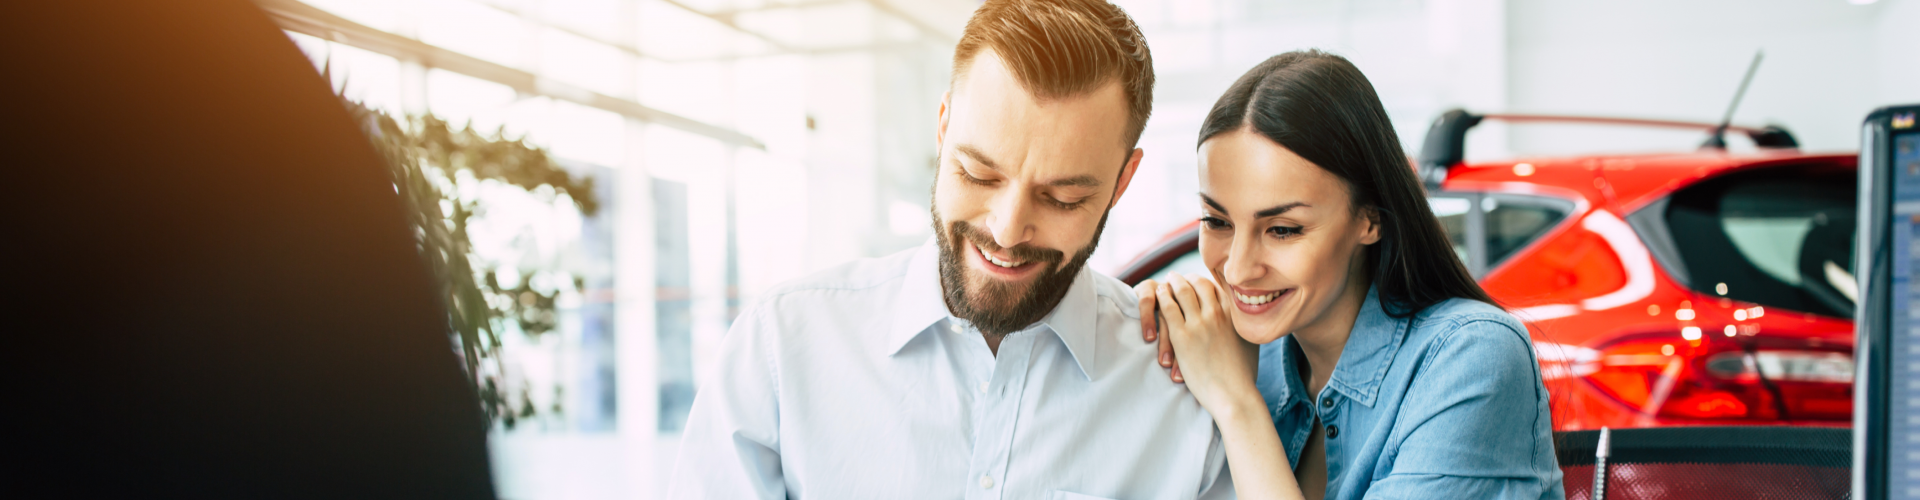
[1108,148,1145,209]
[1358,207,1384,245]
[936,91,951,153]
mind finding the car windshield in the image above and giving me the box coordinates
[1657,164,1856,318]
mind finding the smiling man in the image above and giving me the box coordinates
[667,1,1230,498]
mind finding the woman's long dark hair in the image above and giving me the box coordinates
[1199,49,1496,317]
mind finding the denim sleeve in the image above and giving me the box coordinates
[1363,318,1556,500]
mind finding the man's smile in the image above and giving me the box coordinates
[968,240,1043,279]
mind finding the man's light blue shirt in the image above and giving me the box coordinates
[668,240,1232,499]
[1259,287,1565,499]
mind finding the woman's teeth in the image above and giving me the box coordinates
[1235,290,1281,305]
[984,252,1025,268]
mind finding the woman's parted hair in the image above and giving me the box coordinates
[1198,49,1496,317]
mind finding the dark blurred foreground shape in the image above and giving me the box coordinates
[1556,427,1851,500]
[2,0,496,497]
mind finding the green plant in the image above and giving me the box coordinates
[343,99,598,429]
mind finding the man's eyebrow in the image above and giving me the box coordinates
[955,144,999,170]
[1199,193,1308,218]
[955,144,1100,188]
[1047,175,1102,188]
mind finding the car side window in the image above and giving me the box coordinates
[1427,192,1573,277]
[1484,195,1571,266]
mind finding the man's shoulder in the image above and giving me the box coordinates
[755,247,917,307]
[1083,269,1142,321]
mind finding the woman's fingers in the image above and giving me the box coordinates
[1159,273,1190,328]
[1153,281,1188,331]
[1185,273,1221,319]
[1135,279,1158,343]
[1158,316,1175,369]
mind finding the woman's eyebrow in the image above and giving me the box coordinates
[1199,193,1309,217]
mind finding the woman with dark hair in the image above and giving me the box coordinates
[1135,50,1564,499]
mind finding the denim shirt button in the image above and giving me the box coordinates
[1326,424,1340,439]
[1320,396,1334,408]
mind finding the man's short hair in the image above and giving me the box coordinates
[952,0,1154,149]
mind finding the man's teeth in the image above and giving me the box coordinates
[1235,290,1282,305]
[984,252,1025,268]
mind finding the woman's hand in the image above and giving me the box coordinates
[1134,279,1184,383]
[1155,273,1264,420]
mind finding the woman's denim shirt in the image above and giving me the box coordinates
[1258,287,1565,499]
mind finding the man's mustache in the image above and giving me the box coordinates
[950,221,1065,266]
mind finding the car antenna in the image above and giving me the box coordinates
[1701,50,1764,150]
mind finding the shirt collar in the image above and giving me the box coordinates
[1037,265,1099,380]
[885,238,1101,380]
[885,239,950,354]
[1323,286,1407,407]
[1261,286,1407,409]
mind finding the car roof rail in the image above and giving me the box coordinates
[1414,108,1800,190]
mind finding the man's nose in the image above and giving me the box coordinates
[987,190,1035,250]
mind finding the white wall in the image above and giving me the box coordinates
[1874,0,1920,111]
[1506,0,1913,157]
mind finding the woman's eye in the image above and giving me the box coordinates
[1199,216,1229,230]
[1267,225,1303,238]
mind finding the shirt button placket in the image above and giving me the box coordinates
[967,331,1031,500]
[1318,394,1343,485]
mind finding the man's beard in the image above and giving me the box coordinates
[932,211,1107,338]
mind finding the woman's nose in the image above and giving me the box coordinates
[1221,232,1264,284]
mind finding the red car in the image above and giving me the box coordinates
[1116,111,1857,431]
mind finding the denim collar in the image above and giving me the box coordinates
[1266,286,1409,409]
[886,238,1100,380]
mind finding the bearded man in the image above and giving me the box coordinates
[668,1,1231,498]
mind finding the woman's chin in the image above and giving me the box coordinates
[1231,316,1291,345]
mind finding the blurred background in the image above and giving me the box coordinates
[261,0,1918,497]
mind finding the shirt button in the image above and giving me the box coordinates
[980,475,994,489]
[1320,396,1335,408]
[978,382,988,394]
[1326,424,1340,439]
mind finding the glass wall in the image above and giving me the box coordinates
[275,0,957,497]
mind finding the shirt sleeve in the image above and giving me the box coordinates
[664,300,786,500]
[1196,427,1235,499]
[1363,318,1560,500]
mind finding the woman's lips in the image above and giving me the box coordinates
[1229,285,1291,315]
